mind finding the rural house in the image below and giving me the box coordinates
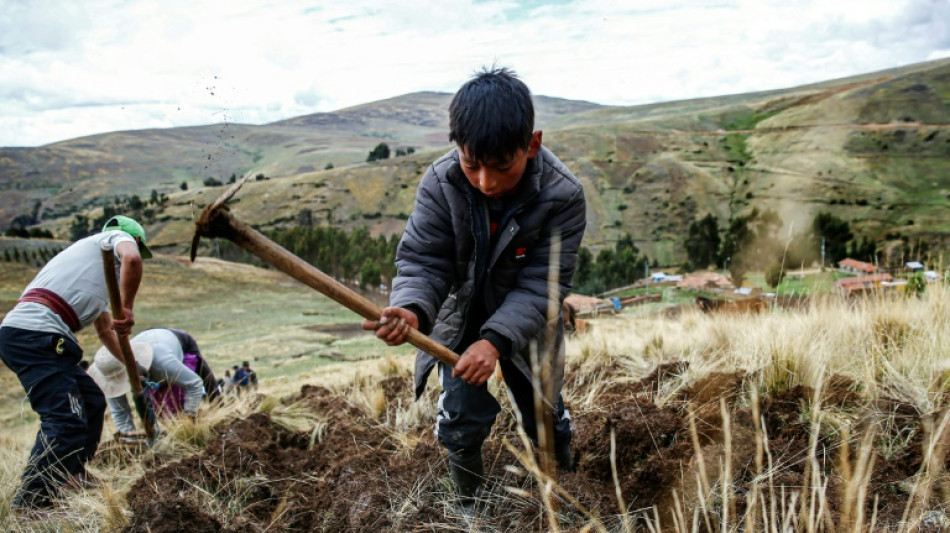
[838,258,881,275]
[833,273,896,295]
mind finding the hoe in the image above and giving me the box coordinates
[189,176,460,367]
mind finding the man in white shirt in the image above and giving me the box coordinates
[0,215,151,509]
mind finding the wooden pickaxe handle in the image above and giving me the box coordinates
[191,178,460,367]
[100,243,157,440]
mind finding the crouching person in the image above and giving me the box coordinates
[0,215,149,509]
[89,328,213,437]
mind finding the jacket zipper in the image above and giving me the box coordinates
[450,191,489,353]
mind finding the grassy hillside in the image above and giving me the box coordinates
[2,59,950,265]
[0,92,600,230]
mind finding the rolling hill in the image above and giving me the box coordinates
[2,57,949,265]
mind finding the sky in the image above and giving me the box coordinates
[1,0,948,148]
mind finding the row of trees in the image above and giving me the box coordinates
[5,226,53,239]
[218,226,399,290]
[213,225,652,296]
[5,200,51,238]
[573,234,652,294]
[1,246,64,266]
[367,143,415,163]
[68,190,171,241]
[683,209,927,286]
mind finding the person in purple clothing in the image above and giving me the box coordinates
[89,328,218,434]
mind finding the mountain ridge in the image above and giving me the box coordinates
[2,57,949,265]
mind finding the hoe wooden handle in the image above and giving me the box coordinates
[100,243,157,440]
[191,178,460,367]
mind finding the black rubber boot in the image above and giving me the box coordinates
[448,448,484,513]
[555,439,575,472]
[12,485,54,510]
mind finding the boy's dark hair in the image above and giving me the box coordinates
[449,66,534,164]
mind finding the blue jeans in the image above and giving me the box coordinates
[0,327,106,507]
[436,357,572,454]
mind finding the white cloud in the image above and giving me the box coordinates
[0,0,947,146]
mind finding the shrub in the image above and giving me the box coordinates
[367,143,391,163]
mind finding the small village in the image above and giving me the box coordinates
[564,256,941,324]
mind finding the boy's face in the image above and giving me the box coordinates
[458,131,542,199]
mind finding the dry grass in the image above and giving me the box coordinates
[568,287,950,407]
[3,274,950,530]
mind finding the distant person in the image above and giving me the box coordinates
[231,364,247,394]
[362,67,584,511]
[241,360,258,389]
[88,328,216,434]
[220,369,233,395]
[0,215,150,509]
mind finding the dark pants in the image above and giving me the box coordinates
[0,326,106,508]
[436,358,572,455]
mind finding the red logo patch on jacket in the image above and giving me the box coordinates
[514,247,528,260]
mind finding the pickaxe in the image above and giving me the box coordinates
[189,177,460,367]
[100,243,157,441]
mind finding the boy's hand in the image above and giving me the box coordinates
[362,307,418,346]
[453,339,499,386]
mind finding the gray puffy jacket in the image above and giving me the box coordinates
[390,146,586,398]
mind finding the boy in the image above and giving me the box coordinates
[363,67,586,507]
[0,215,150,509]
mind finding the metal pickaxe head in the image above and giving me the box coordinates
[190,175,251,262]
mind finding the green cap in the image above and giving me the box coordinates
[102,215,153,259]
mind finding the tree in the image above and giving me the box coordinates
[719,210,763,285]
[813,212,852,264]
[296,209,314,227]
[684,214,720,270]
[70,215,90,241]
[906,272,926,297]
[848,236,876,262]
[360,260,381,289]
[367,143,391,162]
[765,262,785,288]
[180,181,188,191]
[128,195,144,211]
